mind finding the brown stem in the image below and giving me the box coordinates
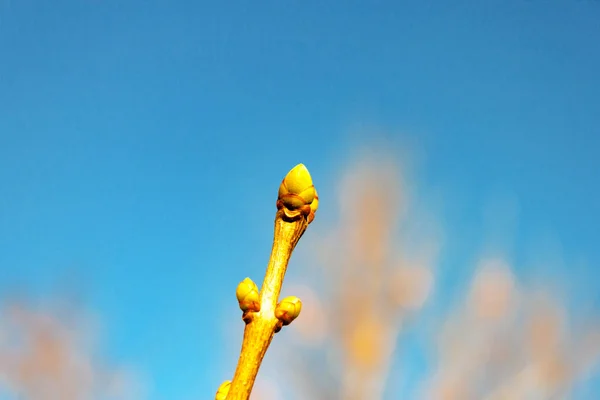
[226,209,308,400]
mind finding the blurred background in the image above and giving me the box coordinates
[1,1,599,399]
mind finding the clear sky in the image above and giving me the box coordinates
[1,0,599,399]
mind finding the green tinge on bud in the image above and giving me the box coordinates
[275,296,302,326]
[307,189,319,224]
[278,164,316,210]
[310,189,319,213]
[215,380,231,400]
[236,277,260,312]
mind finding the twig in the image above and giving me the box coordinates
[215,164,319,400]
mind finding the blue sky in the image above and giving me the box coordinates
[1,0,599,398]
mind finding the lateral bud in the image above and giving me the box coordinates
[215,380,231,400]
[275,296,302,327]
[236,277,260,313]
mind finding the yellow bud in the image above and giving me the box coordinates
[275,296,302,326]
[278,164,316,210]
[281,164,314,195]
[215,380,231,400]
[236,277,260,312]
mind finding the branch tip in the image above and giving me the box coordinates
[278,164,317,211]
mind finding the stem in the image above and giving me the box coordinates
[226,209,308,399]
